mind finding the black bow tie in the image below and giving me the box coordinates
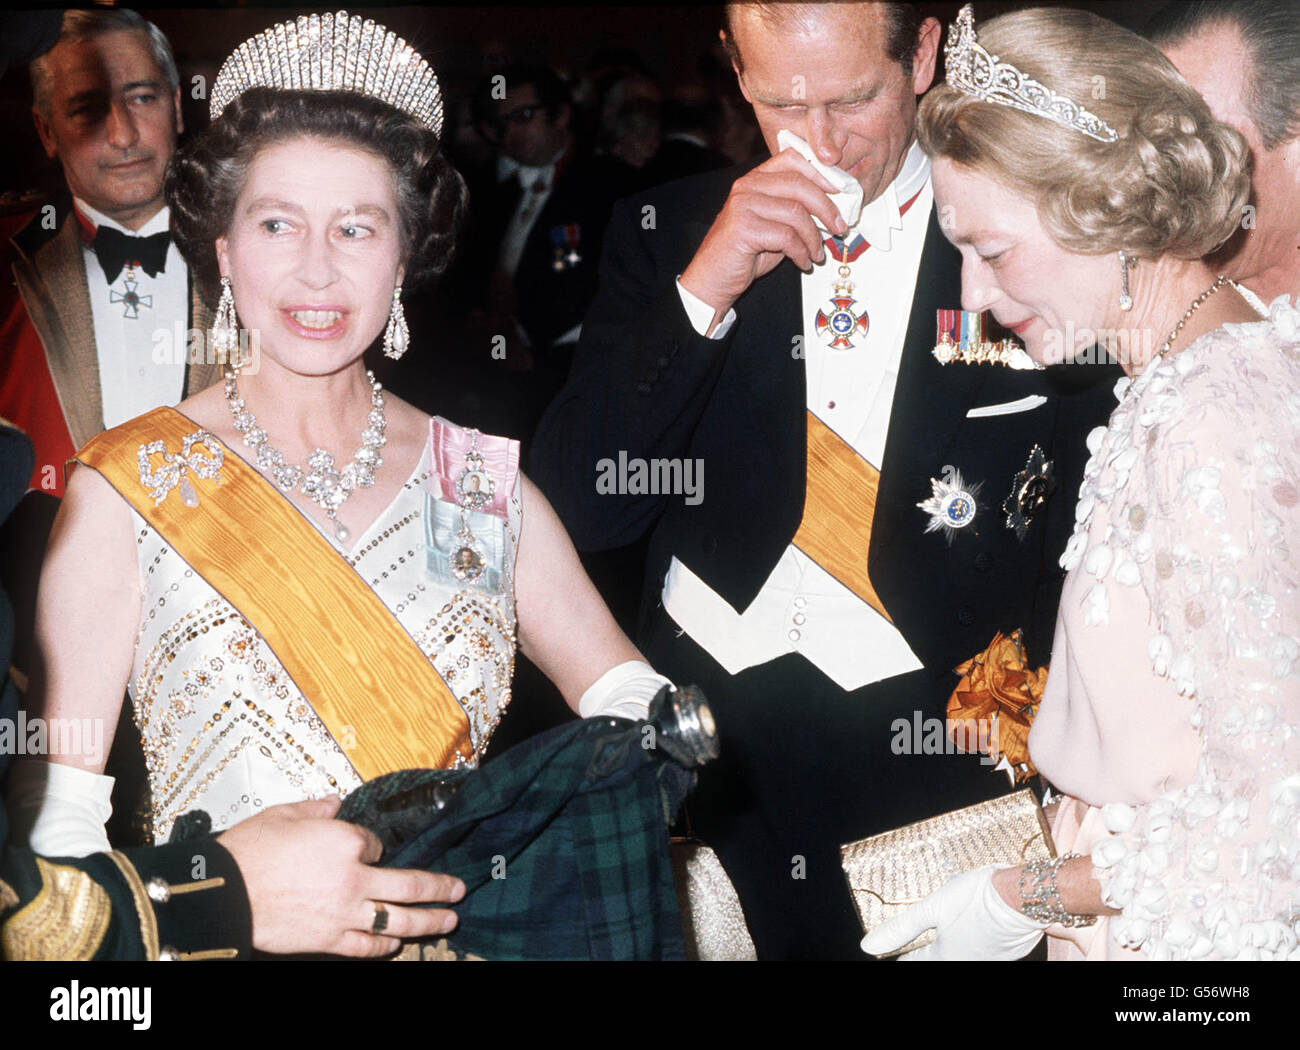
[91,226,170,284]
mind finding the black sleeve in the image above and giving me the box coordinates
[529,189,737,551]
[1023,362,1124,666]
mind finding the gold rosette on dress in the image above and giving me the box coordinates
[946,629,1044,781]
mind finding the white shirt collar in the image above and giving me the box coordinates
[497,150,562,191]
[74,198,171,238]
[515,164,554,191]
[853,140,930,251]
[892,139,930,205]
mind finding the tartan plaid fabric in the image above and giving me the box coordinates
[341,717,694,960]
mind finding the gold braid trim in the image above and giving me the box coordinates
[168,876,226,895]
[176,947,239,960]
[1,858,111,960]
[0,879,18,911]
[106,852,161,960]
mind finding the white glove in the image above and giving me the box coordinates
[6,760,114,858]
[861,865,1047,961]
[577,660,672,722]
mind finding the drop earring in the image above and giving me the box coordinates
[382,284,409,360]
[1118,250,1134,312]
[212,276,240,365]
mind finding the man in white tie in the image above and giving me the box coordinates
[1149,0,1300,303]
[532,1,1121,958]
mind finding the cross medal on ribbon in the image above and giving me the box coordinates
[87,221,168,319]
[110,265,153,319]
[812,187,923,351]
[814,238,868,350]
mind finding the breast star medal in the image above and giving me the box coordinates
[450,440,494,582]
[814,238,868,350]
[918,468,982,543]
[1003,445,1054,539]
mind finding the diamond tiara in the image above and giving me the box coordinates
[944,4,1117,144]
[209,11,443,136]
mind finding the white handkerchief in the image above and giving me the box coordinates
[965,394,1048,418]
[776,129,864,231]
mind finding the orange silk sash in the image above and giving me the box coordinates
[791,410,892,622]
[77,407,472,778]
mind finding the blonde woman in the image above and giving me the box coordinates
[865,6,1298,961]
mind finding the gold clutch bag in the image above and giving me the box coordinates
[840,788,1055,957]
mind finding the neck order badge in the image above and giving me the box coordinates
[78,214,170,319]
[814,188,924,350]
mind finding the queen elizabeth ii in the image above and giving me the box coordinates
[10,12,681,955]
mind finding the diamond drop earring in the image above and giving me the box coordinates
[211,276,240,364]
[1118,250,1135,312]
[382,284,409,360]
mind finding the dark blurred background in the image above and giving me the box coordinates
[0,2,1173,218]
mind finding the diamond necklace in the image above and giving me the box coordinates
[224,366,387,541]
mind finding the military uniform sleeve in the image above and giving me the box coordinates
[0,835,252,961]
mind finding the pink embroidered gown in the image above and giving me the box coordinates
[1028,297,1300,960]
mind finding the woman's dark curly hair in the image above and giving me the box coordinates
[167,87,467,301]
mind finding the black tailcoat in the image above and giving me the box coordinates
[531,165,1120,957]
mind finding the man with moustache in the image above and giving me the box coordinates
[532,1,1118,959]
[1149,0,1300,302]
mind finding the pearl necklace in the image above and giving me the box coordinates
[224,366,387,541]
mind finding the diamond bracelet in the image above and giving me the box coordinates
[1018,852,1098,928]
